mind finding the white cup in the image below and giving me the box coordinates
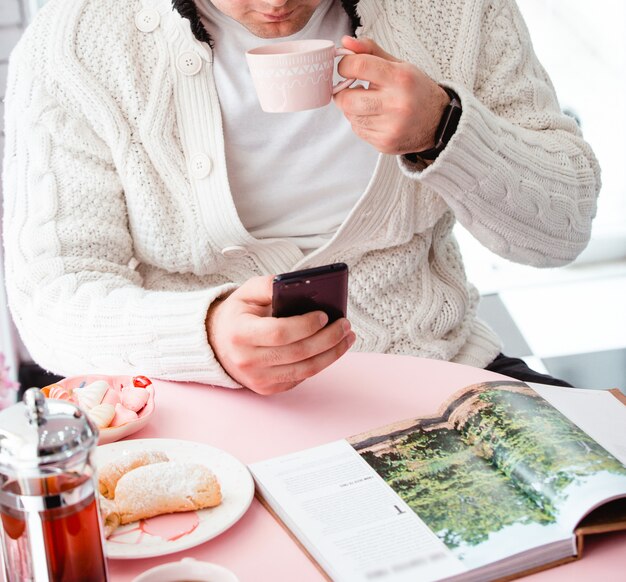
[132,558,239,582]
[246,39,355,112]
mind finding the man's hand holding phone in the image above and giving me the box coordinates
[206,266,355,395]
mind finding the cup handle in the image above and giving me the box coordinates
[332,48,356,95]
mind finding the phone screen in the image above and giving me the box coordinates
[272,263,348,323]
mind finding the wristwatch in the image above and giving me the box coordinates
[404,87,462,170]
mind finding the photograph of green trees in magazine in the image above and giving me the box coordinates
[348,381,626,563]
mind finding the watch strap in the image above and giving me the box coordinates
[404,87,462,166]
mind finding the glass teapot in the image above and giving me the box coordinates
[0,388,108,581]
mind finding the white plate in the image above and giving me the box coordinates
[97,438,255,559]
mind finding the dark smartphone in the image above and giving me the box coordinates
[272,263,348,324]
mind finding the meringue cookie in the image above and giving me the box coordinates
[48,385,72,401]
[110,403,139,427]
[101,388,121,407]
[75,380,109,410]
[87,403,115,428]
[120,387,149,412]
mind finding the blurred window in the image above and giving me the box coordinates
[457,0,626,290]
[519,0,626,245]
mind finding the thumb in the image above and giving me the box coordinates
[239,274,274,307]
[341,36,401,62]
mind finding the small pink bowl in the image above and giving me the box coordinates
[45,374,155,444]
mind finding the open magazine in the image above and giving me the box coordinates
[249,381,626,582]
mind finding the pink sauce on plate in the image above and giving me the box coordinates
[109,512,199,544]
[141,512,199,541]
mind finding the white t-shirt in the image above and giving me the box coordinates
[198,0,379,252]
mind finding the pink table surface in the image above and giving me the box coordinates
[107,352,626,581]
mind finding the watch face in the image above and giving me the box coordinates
[434,90,462,152]
[441,99,462,146]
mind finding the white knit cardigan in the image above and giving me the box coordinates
[2,0,600,387]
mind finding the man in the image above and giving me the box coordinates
[3,0,600,393]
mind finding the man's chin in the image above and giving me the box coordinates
[245,19,308,39]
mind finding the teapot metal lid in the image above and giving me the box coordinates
[0,388,98,473]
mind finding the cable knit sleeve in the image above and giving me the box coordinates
[403,0,601,267]
[2,43,239,387]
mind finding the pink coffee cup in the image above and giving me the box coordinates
[246,39,355,113]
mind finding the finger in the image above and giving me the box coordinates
[345,113,375,130]
[347,124,382,143]
[235,310,329,347]
[348,126,398,154]
[244,331,355,394]
[334,87,383,116]
[257,318,351,367]
[246,380,301,396]
[341,36,401,63]
[337,53,396,86]
[236,274,274,307]
[266,331,356,386]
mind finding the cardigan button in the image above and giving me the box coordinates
[189,153,212,179]
[177,51,202,76]
[134,8,160,33]
[221,246,249,258]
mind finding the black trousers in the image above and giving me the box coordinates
[484,353,573,387]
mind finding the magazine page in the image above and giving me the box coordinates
[348,388,572,573]
[250,440,469,582]
[437,381,626,530]
[528,383,626,466]
[348,380,626,567]
[527,383,626,531]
